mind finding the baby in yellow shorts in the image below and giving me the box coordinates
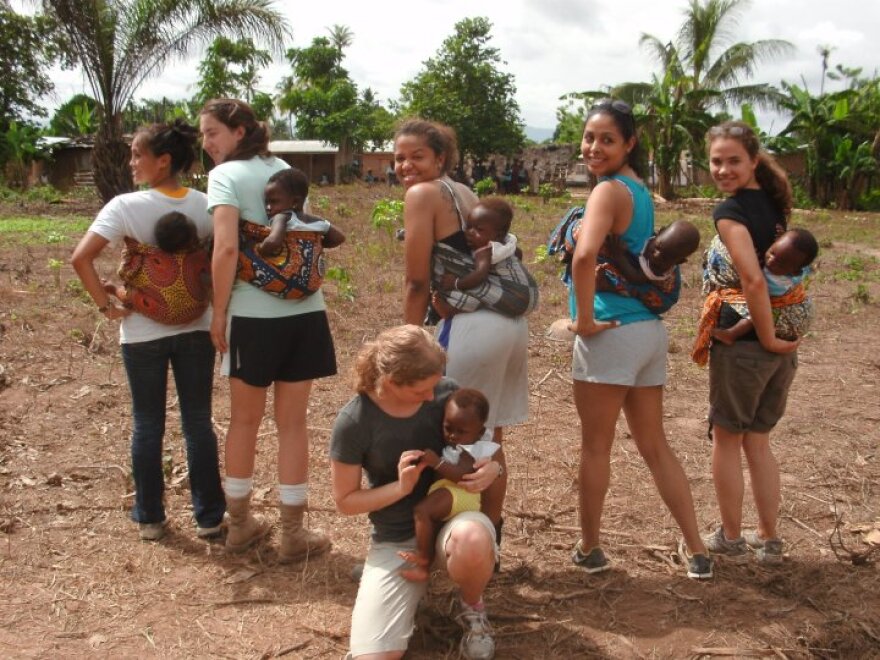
[398,388,499,582]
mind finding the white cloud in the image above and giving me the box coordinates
[38,0,880,132]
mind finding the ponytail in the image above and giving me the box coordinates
[754,152,793,220]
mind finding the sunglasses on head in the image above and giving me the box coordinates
[708,125,748,137]
[592,99,633,115]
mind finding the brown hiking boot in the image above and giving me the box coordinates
[278,504,331,563]
[225,494,269,553]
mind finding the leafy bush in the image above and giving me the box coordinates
[791,182,815,210]
[857,189,880,212]
[474,177,496,197]
[370,198,404,236]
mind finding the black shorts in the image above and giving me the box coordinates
[225,311,337,387]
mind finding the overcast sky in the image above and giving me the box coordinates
[42,0,880,135]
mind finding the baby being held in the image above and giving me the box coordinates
[438,197,520,293]
[398,388,499,582]
[258,167,345,257]
[712,228,818,345]
[104,211,201,304]
[601,219,701,287]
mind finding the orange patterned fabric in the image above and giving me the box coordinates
[117,237,210,325]
[691,284,807,366]
[236,219,325,299]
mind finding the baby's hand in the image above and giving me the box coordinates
[438,273,457,291]
[421,448,441,468]
[258,238,282,257]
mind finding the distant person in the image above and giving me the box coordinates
[695,121,801,565]
[319,172,330,186]
[364,169,376,184]
[385,162,397,185]
[71,119,224,542]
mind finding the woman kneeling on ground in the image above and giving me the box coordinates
[330,325,501,660]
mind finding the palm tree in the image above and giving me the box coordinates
[641,0,793,112]
[326,24,353,56]
[628,0,793,197]
[41,0,289,201]
[817,45,835,95]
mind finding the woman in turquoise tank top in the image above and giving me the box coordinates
[568,100,711,579]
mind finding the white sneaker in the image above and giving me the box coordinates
[456,605,495,660]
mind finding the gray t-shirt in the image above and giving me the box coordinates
[330,378,458,542]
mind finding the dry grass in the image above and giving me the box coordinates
[0,185,879,658]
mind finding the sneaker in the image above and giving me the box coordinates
[677,539,713,579]
[571,540,610,574]
[196,523,224,539]
[702,526,749,562]
[139,521,166,541]
[744,531,784,564]
[456,605,495,660]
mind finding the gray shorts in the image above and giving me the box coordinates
[349,511,496,657]
[571,319,667,386]
[709,341,798,433]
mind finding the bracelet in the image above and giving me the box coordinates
[453,278,461,291]
[435,458,447,469]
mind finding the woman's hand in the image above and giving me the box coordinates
[398,449,427,495]
[762,335,800,354]
[210,311,227,353]
[103,303,131,321]
[460,458,502,493]
[568,317,618,338]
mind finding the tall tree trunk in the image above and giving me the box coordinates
[93,113,133,203]
[658,169,675,201]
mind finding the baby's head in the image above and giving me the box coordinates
[154,212,199,253]
[265,167,309,217]
[464,197,512,250]
[443,388,489,447]
[765,228,818,276]
[644,219,701,274]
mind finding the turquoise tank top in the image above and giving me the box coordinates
[569,174,657,325]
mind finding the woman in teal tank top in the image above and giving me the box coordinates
[567,100,712,579]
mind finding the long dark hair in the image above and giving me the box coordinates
[706,121,793,220]
[394,118,459,175]
[134,119,198,175]
[199,98,271,162]
[585,99,646,179]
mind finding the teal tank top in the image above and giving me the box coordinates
[569,174,658,325]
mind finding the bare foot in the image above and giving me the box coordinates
[711,328,735,345]
[397,550,430,582]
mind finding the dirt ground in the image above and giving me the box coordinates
[1,186,879,659]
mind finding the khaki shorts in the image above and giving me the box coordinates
[709,341,798,433]
[349,511,496,657]
[572,319,667,386]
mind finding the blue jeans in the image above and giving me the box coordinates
[121,330,225,527]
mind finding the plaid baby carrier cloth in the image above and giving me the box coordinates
[118,237,210,325]
[546,205,680,313]
[691,234,812,366]
[237,219,325,299]
[432,242,539,318]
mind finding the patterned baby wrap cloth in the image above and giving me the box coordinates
[236,219,325,299]
[692,234,812,365]
[118,237,210,325]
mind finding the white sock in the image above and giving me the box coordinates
[224,476,253,499]
[279,483,308,506]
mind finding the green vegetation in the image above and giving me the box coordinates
[0,216,91,246]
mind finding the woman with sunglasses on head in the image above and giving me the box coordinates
[568,100,712,579]
[697,121,799,565]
